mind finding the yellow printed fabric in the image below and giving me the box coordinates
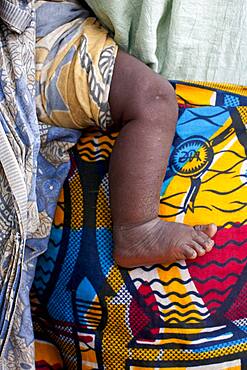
[32,83,247,367]
[35,0,118,131]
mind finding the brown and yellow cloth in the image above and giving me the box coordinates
[35,0,118,131]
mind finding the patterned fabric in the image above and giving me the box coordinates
[0,0,81,367]
[0,1,38,367]
[35,0,118,131]
[32,81,247,369]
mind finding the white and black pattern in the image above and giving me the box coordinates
[79,35,116,130]
[79,36,105,109]
[0,0,74,368]
[98,45,116,84]
[0,2,37,362]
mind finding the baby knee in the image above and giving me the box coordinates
[138,76,178,129]
[147,77,177,112]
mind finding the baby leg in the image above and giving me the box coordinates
[109,50,217,268]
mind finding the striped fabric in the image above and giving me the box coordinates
[0,0,32,33]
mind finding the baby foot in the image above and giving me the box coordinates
[113,218,217,268]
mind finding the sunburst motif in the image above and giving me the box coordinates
[171,137,214,177]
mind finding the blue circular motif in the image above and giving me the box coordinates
[171,136,213,177]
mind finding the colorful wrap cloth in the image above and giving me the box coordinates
[32,81,247,369]
[35,0,118,131]
[0,1,39,367]
[0,0,81,367]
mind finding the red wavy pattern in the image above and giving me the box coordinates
[187,224,247,313]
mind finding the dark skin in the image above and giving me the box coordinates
[109,50,217,268]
